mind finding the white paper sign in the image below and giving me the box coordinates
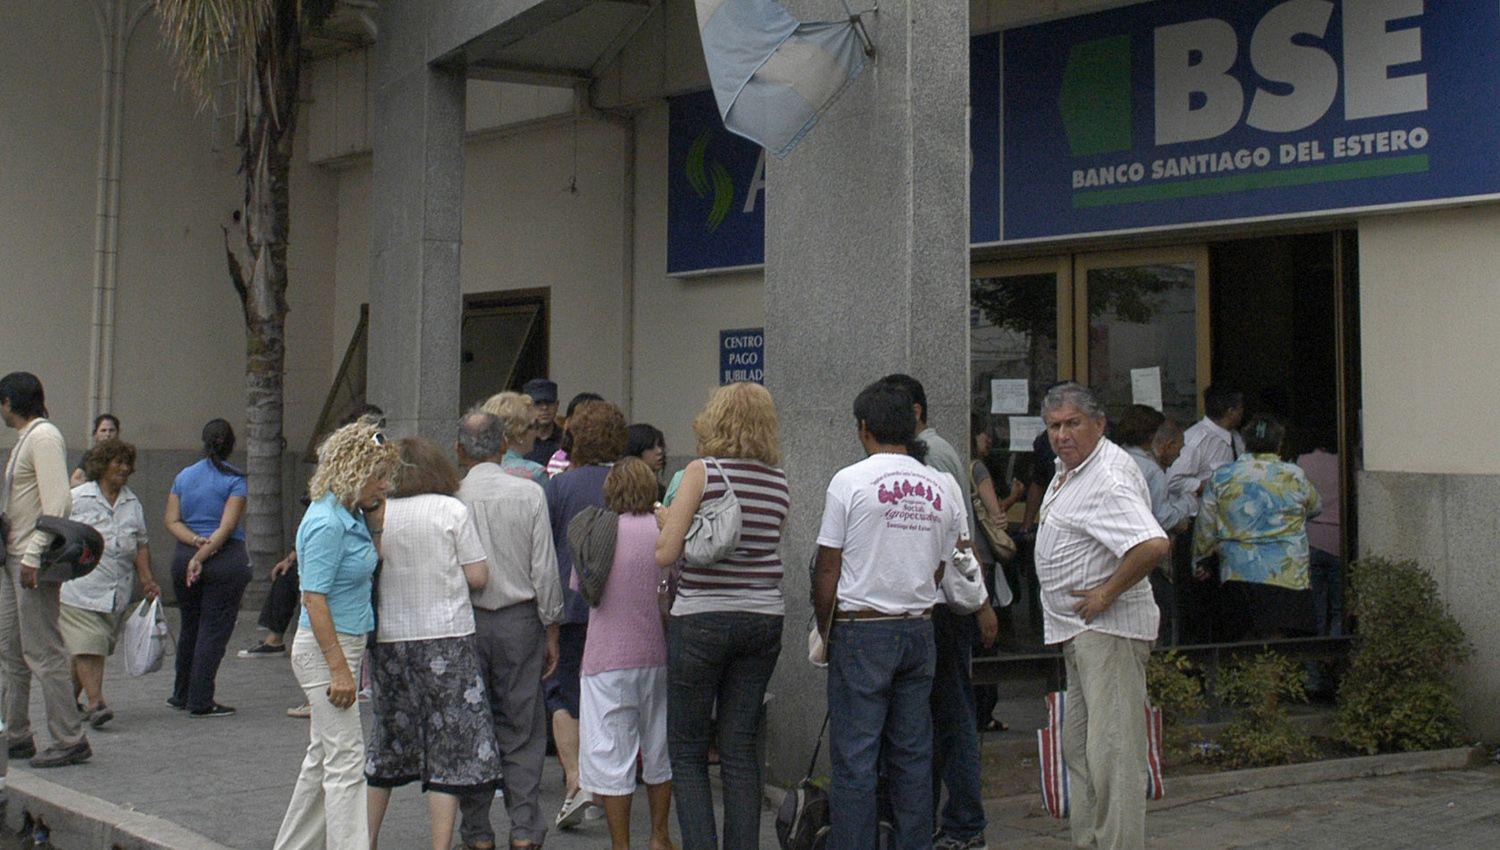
[1131,367,1163,412]
[990,379,1030,414]
[1009,416,1045,453]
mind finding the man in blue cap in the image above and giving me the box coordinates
[521,379,560,466]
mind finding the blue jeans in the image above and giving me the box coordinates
[931,606,986,840]
[828,618,936,850]
[667,611,783,850]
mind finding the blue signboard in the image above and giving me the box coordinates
[668,91,767,275]
[668,36,1002,273]
[719,328,764,385]
[1001,1,1500,242]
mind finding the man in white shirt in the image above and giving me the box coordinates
[1034,383,1168,850]
[1164,385,1243,643]
[1165,384,1245,510]
[453,411,563,850]
[878,373,995,850]
[813,381,965,850]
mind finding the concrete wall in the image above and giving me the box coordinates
[0,2,339,454]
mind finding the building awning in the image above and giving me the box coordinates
[439,0,657,86]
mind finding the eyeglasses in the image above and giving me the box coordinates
[372,431,388,446]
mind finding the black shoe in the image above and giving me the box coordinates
[166,696,186,711]
[29,739,91,769]
[236,641,286,658]
[7,738,35,760]
[87,704,114,729]
[189,703,236,718]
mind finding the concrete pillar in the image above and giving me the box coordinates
[762,1,971,781]
[368,0,467,441]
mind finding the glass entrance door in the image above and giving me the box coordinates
[1075,247,1210,426]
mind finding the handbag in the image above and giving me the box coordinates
[681,458,742,566]
[970,463,1017,564]
[34,515,104,584]
[941,544,989,615]
[1037,690,1165,819]
[775,713,832,850]
[123,597,170,676]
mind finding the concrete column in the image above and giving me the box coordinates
[762,1,971,781]
[368,0,467,441]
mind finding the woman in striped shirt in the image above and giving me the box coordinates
[655,382,788,850]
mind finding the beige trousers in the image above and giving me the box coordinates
[1062,629,1151,850]
[0,556,85,772]
[273,630,369,850]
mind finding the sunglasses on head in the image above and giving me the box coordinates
[372,431,388,446]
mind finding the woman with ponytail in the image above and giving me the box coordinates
[164,419,251,716]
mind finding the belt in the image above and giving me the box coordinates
[834,607,933,622]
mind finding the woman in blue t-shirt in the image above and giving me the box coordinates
[163,419,251,717]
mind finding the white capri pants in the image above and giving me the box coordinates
[578,665,672,796]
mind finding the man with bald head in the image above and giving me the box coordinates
[454,410,563,850]
[1034,383,1168,850]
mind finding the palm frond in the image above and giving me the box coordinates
[153,0,274,108]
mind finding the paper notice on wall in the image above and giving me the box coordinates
[1131,367,1163,411]
[990,379,1030,414]
[1009,416,1045,453]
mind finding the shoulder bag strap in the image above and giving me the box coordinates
[705,457,737,500]
[0,424,37,516]
[805,711,831,779]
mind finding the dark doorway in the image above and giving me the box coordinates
[460,290,549,412]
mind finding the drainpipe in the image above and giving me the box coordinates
[87,0,151,425]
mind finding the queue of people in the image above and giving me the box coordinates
[0,362,1339,850]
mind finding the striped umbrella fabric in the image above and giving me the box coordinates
[695,0,871,158]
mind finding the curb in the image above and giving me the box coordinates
[4,770,234,850]
[986,745,1487,820]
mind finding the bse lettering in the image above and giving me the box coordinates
[1155,0,1427,146]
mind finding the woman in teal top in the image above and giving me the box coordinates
[1192,415,1322,641]
[273,418,399,850]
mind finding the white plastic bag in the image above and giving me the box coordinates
[123,597,168,677]
[941,545,989,615]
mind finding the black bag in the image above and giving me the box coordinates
[33,515,103,584]
[776,713,831,850]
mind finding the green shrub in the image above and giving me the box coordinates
[1335,556,1471,754]
[1216,650,1316,768]
[1147,650,1207,758]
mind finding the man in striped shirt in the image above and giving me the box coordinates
[1034,383,1168,850]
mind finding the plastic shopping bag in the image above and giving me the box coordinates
[1037,690,1164,819]
[123,597,169,677]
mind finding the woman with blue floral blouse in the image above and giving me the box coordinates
[1192,415,1322,640]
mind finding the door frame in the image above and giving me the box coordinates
[1072,245,1212,419]
[970,255,1076,383]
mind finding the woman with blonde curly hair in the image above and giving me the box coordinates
[655,382,787,850]
[274,419,399,850]
[482,391,548,486]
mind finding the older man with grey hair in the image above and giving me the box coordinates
[1035,383,1168,850]
[454,410,564,850]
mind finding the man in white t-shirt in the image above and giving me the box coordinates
[1035,383,1168,850]
[813,381,966,850]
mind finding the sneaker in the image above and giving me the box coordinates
[357,687,372,703]
[189,703,236,718]
[166,696,186,711]
[6,738,35,760]
[555,792,590,829]
[29,740,91,769]
[87,704,114,729]
[236,641,286,659]
[934,834,987,850]
[286,703,312,719]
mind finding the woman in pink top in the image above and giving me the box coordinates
[578,458,672,850]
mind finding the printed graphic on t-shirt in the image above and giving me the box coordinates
[874,472,947,533]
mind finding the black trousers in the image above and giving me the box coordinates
[171,540,251,712]
[256,559,300,634]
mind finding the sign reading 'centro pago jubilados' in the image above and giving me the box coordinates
[667,1,1500,272]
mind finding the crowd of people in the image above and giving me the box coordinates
[0,363,1341,850]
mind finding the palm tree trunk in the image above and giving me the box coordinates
[238,7,301,577]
